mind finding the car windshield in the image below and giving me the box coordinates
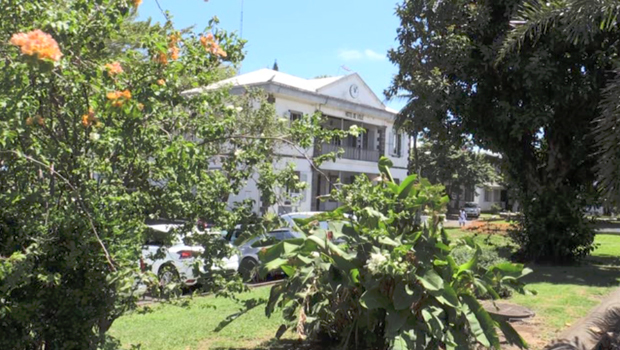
[464,203,478,208]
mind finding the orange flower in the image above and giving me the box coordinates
[120,89,132,99]
[169,46,179,60]
[157,79,166,86]
[107,90,131,107]
[104,61,123,75]
[199,33,227,58]
[26,117,34,126]
[154,51,168,65]
[132,0,142,7]
[82,108,98,127]
[9,29,62,62]
[106,91,121,100]
[168,33,180,46]
[35,116,44,126]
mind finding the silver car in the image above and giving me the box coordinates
[236,228,302,281]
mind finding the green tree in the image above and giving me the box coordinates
[387,0,606,262]
[500,0,620,206]
[414,138,498,211]
[0,1,342,348]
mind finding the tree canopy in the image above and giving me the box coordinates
[387,0,610,262]
[0,1,340,348]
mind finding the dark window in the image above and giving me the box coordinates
[290,111,302,123]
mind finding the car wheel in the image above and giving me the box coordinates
[158,264,180,287]
[239,258,259,283]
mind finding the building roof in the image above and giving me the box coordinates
[184,69,395,116]
[191,68,345,93]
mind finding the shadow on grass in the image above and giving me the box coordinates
[521,260,620,287]
[210,338,334,350]
[594,221,620,232]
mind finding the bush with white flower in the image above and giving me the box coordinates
[260,157,532,349]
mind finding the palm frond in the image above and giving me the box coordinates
[497,0,568,62]
[594,70,620,205]
[498,0,620,62]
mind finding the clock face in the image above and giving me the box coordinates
[349,84,359,98]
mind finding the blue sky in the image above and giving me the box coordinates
[137,0,405,110]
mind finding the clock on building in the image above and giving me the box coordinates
[349,84,359,98]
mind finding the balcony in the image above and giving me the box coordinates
[319,143,381,162]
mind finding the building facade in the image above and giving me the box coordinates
[190,69,408,214]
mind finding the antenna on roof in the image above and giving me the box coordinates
[240,0,244,39]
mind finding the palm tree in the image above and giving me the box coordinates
[499,0,620,205]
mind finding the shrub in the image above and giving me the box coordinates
[260,158,532,350]
[450,245,512,298]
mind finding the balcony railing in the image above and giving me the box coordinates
[319,143,381,162]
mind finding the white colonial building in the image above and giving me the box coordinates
[191,69,408,214]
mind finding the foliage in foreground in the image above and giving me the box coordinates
[260,158,532,350]
[0,1,347,349]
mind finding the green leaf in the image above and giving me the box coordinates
[280,264,295,277]
[360,288,389,310]
[430,284,459,307]
[397,174,418,199]
[457,245,479,275]
[386,308,409,336]
[418,269,444,291]
[349,268,360,284]
[495,318,528,349]
[461,294,500,349]
[393,281,418,310]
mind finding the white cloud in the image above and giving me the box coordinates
[338,49,364,61]
[364,49,386,61]
[338,48,386,62]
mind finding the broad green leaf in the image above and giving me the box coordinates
[495,317,528,349]
[457,245,479,275]
[461,294,500,349]
[360,288,389,310]
[397,174,418,199]
[418,269,444,291]
[393,281,418,310]
[430,284,459,307]
[280,264,295,277]
[386,308,409,336]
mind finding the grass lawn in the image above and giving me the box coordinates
[446,227,620,346]
[108,287,289,350]
[110,229,620,350]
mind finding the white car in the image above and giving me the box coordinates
[141,224,239,287]
[463,202,481,218]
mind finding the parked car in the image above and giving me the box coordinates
[236,228,302,281]
[141,224,239,288]
[463,202,481,218]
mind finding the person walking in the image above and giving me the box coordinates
[459,207,467,227]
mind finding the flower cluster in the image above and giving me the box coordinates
[366,252,388,274]
[132,0,142,7]
[104,61,123,76]
[26,116,45,126]
[169,33,180,61]
[200,33,227,58]
[106,90,132,107]
[81,108,100,127]
[154,32,182,65]
[9,30,62,62]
